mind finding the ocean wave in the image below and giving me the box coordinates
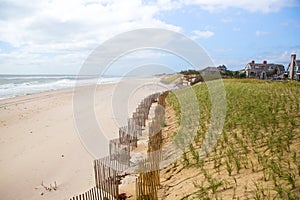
[0,75,77,80]
[0,76,121,100]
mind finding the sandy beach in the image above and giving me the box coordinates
[0,78,166,200]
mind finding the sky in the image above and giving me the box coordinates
[0,0,299,74]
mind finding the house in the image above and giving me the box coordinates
[286,54,300,80]
[244,60,285,79]
[217,65,227,73]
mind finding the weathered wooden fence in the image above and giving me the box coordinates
[69,186,102,200]
[135,154,161,200]
[135,91,168,200]
[109,138,131,166]
[132,93,161,128]
[70,157,123,200]
[97,156,129,174]
[136,124,162,200]
[118,117,142,149]
[94,159,120,200]
[71,91,168,200]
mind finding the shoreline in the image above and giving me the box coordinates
[0,77,166,200]
[0,80,117,105]
[0,84,98,200]
[0,75,163,102]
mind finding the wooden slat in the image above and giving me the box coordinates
[70,92,169,200]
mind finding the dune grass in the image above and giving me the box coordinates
[166,79,300,199]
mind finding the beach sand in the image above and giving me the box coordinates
[0,78,165,200]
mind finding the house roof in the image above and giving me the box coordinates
[247,63,284,70]
[249,63,283,67]
[217,65,227,69]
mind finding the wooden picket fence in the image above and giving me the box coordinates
[70,91,168,200]
[135,153,161,200]
[135,91,168,200]
[109,138,131,166]
[97,156,129,174]
[136,171,159,200]
[119,122,139,149]
[69,186,102,200]
[94,159,119,200]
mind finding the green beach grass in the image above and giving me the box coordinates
[165,79,300,199]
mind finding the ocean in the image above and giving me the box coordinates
[0,75,121,100]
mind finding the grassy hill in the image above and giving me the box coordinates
[159,79,300,199]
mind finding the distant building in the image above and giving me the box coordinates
[217,65,227,73]
[287,54,300,80]
[244,60,285,79]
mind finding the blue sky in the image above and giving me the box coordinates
[0,0,299,74]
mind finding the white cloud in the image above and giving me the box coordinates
[0,0,182,74]
[191,30,215,39]
[155,0,182,10]
[183,0,298,13]
[0,0,298,74]
[255,30,270,36]
[0,0,182,48]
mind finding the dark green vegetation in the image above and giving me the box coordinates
[180,69,201,75]
[166,79,300,199]
[219,70,246,79]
